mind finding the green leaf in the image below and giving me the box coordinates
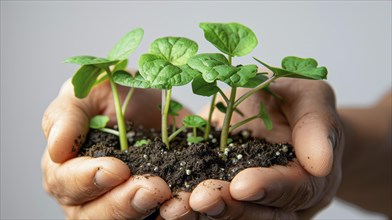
[242,74,268,88]
[134,139,150,147]
[188,53,257,87]
[187,136,204,144]
[71,65,103,98]
[258,103,273,130]
[107,28,144,60]
[200,22,258,57]
[89,115,109,129]
[183,115,207,128]
[254,56,328,80]
[191,76,219,97]
[113,59,128,72]
[216,102,244,117]
[149,37,198,65]
[138,54,195,89]
[113,70,151,89]
[64,55,119,67]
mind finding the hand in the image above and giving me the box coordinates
[161,78,344,219]
[41,79,172,219]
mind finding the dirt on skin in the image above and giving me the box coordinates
[78,123,295,192]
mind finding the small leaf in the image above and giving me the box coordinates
[108,28,144,60]
[200,22,258,57]
[89,115,109,129]
[72,65,103,98]
[183,115,207,128]
[134,139,150,147]
[216,102,244,117]
[188,53,257,87]
[113,59,128,72]
[258,103,273,130]
[191,76,219,97]
[227,138,233,144]
[138,54,194,89]
[149,37,198,65]
[254,56,327,80]
[113,70,151,89]
[64,56,119,69]
[187,136,204,144]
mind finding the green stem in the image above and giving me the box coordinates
[233,76,277,109]
[162,88,172,149]
[106,68,128,151]
[220,87,237,152]
[204,93,217,139]
[193,127,197,137]
[98,128,120,136]
[229,115,259,133]
[217,88,229,104]
[122,87,135,115]
[168,126,186,142]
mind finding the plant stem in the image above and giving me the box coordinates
[220,87,237,152]
[168,126,186,142]
[162,89,172,149]
[217,88,229,104]
[98,128,120,136]
[193,127,197,137]
[229,115,259,133]
[122,87,135,115]
[204,93,217,139]
[106,68,129,151]
[233,76,277,109]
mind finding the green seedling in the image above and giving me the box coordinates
[89,115,120,136]
[65,28,144,151]
[168,115,207,144]
[134,139,150,147]
[114,36,199,149]
[188,22,327,152]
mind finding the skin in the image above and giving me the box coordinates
[41,77,390,219]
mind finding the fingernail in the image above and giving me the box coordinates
[94,167,125,188]
[131,189,159,213]
[205,200,226,217]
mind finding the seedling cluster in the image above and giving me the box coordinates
[65,22,327,154]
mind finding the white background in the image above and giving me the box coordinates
[1,1,390,219]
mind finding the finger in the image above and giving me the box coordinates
[160,191,198,220]
[41,149,130,205]
[190,180,296,220]
[272,79,341,176]
[73,175,171,219]
[42,80,101,163]
[230,164,327,212]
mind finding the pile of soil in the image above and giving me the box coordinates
[79,123,295,192]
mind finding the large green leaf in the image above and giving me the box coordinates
[183,115,207,128]
[200,22,258,57]
[242,74,269,88]
[112,70,150,89]
[191,76,219,97]
[188,53,257,87]
[149,37,198,65]
[107,28,144,60]
[71,65,103,98]
[254,56,328,80]
[64,55,119,68]
[138,54,195,89]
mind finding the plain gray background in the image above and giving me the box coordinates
[1,1,391,219]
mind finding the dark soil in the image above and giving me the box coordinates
[79,123,295,192]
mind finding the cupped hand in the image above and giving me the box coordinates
[162,78,344,219]
[41,79,173,219]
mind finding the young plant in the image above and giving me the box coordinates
[188,22,327,153]
[167,115,207,144]
[64,28,144,151]
[115,36,200,149]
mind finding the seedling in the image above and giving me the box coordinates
[64,28,144,151]
[114,36,199,149]
[187,22,327,152]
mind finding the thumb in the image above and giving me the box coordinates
[42,80,97,163]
